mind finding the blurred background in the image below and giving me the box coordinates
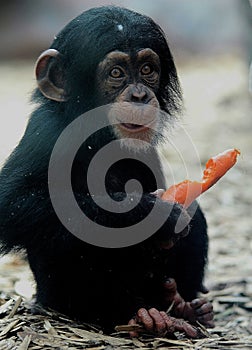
[0,0,252,329]
[0,0,251,59]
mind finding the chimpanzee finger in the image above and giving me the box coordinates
[190,298,208,310]
[128,317,139,337]
[136,308,154,332]
[190,298,214,327]
[193,302,213,316]
[160,311,198,338]
[148,308,167,334]
[197,313,215,328]
[190,298,214,318]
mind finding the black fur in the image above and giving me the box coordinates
[0,6,208,332]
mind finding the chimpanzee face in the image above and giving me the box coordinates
[35,47,163,150]
[96,48,161,149]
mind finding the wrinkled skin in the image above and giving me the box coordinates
[128,278,214,337]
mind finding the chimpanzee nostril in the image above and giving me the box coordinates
[131,86,149,103]
[132,91,147,102]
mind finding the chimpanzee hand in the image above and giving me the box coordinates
[163,278,214,328]
[149,189,191,248]
[128,308,198,338]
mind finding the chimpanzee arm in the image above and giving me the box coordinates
[0,188,189,254]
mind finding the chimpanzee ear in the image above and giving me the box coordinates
[35,49,67,102]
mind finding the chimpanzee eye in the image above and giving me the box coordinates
[110,67,124,78]
[140,64,154,75]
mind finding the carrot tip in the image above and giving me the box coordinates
[161,148,240,208]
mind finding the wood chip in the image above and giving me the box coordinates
[69,327,132,346]
[0,319,20,337]
[0,338,16,350]
[0,299,14,315]
[155,337,193,348]
[115,324,143,332]
[44,319,58,336]
[17,335,31,350]
[131,337,145,347]
[217,296,251,304]
[8,296,22,318]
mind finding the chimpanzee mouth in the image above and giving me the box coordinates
[120,123,149,132]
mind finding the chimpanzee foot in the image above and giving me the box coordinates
[128,307,198,338]
[163,278,214,328]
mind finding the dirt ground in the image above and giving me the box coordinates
[0,55,251,349]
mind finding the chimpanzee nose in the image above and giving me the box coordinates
[131,85,149,103]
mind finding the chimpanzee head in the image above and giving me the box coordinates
[34,6,183,149]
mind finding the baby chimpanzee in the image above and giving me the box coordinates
[0,6,213,337]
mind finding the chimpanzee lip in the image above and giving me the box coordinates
[121,123,146,131]
[119,122,154,133]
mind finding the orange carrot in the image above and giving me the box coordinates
[161,148,240,208]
